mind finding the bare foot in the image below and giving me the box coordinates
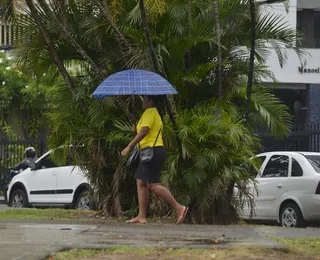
[126,217,147,224]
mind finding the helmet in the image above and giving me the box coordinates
[25,147,36,159]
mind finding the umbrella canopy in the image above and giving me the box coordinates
[92,69,178,99]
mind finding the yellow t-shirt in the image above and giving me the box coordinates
[137,107,163,149]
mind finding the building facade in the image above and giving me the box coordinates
[262,0,320,125]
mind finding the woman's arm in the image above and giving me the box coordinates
[127,126,149,149]
[121,126,149,156]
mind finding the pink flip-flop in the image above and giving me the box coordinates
[176,206,189,224]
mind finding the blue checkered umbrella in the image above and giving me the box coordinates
[92,69,178,99]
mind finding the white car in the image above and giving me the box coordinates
[241,151,320,228]
[6,149,93,210]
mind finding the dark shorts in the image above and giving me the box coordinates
[135,146,167,183]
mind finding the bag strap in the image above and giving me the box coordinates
[153,125,162,147]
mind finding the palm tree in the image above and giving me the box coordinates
[246,0,290,120]
[7,0,299,223]
[24,0,80,104]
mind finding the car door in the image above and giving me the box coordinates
[26,153,58,204]
[255,154,289,219]
[56,164,86,204]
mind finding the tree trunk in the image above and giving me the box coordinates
[212,0,223,99]
[139,0,182,154]
[186,0,192,68]
[245,0,256,120]
[139,0,159,73]
[25,0,81,106]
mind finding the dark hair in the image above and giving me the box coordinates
[145,95,165,106]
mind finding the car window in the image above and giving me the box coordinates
[38,155,58,169]
[304,155,320,173]
[291,158,303,177]
[262,155,289,178]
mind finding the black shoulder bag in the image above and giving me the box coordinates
[127,145,140,169]
[139,127,162,164]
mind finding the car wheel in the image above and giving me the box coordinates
[9,189,28,208]
[75,189,93,210]
[280,202,305,228]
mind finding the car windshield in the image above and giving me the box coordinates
[305,155,320,173]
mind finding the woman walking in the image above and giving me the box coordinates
[121,95,188,224]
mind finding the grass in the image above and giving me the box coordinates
[49,237,320,260]
[49,246,315,260]
[269,236,320,256]
[0,208,102,222]
[0,208,175,224]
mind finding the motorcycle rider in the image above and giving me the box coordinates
[12,147,37,172]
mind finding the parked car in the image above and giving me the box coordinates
[240,151,320,228]
[5,148,94,210]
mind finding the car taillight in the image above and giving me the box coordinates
[316,182,320,195]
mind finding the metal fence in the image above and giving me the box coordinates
[0,135,46,174]
[0,14,26,50]
[259,123,320,153]
[0,123,320,173]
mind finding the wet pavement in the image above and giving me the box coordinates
[0,219,319,260]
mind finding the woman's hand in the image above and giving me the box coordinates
[121,146,131,157]
[131,124,137,133]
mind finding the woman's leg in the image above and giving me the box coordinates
[127,179,149,223]
[147,183,187,221]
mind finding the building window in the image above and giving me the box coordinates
[314,14,320,48]
[297,10,320,48]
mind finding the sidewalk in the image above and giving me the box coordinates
[1,219,320,260]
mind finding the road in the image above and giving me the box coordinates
[0,204,7,210]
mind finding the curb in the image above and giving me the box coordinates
[0,196,5,205]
